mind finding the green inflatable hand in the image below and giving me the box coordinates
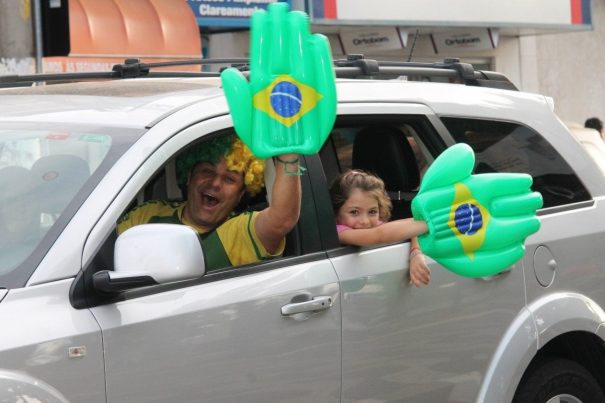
[220,2,337,159]
[411,143,543,277]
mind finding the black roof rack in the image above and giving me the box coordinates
[333,54,517,90]
[0,55,517,91]
[0,58,249,88]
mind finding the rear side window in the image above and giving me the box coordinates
[441,117,590,209]
[319,117,441,221]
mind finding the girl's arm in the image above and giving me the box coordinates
[338,218,428,247]
[409,236,431,287]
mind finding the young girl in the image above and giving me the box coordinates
[330,170,431,287]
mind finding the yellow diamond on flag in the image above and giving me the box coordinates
[448,183,491,260]
[252,75,323,127]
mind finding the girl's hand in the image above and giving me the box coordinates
[409,251,431,287]
[411,143,542,277]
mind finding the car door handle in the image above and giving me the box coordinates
[281,296,333,316]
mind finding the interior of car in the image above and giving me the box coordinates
[82,119,438,303]
[319,118,435,222]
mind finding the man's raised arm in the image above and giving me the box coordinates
[254,154,302,254]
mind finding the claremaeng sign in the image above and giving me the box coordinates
[187,0,291,27]
[311,0,591,31]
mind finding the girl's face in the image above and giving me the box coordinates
[336,188,381,229]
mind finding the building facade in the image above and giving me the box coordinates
[205,0,601,124]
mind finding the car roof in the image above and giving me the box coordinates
[0,76,551,129]
[335,80,549,114]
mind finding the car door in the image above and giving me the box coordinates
[314,105,528,402]
[92,259,341,403]
[82,117,342,403]
[0,125,133,403]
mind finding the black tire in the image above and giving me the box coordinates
[513,357,605,403]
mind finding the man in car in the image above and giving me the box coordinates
[117,134,301,272]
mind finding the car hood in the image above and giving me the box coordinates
[0,78,225,129]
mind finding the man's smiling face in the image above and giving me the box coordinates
[183,158,245,231]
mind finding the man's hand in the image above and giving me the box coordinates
[412,143,543,277]
[220,2,336,158]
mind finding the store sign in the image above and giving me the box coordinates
[431,29,499,53]
[326,34,344,55]
[311,0,591,29]
[187,0,290,27]
[340,28,407,54]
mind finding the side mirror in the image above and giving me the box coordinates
[93,224,205,293]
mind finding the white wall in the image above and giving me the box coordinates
[207,31,250,59]
[0,0,35,74]
[0,57,35,75]
[529,0,605,124]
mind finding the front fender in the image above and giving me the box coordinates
[0,369,69,402]
[530,292,605,348]
[475,292,605,403]
[474,307,537,403]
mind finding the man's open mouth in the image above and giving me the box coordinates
[201,193,220,207]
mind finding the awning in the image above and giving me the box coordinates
[44,0,202,73]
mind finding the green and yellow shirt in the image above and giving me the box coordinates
[117,201,284,272]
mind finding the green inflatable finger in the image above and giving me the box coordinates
[220,2,337,159]
[411,143,543,277]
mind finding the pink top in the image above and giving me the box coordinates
[336,224,351,233]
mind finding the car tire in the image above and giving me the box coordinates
[512,357,605,403]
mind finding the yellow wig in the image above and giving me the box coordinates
[177,135,265,196]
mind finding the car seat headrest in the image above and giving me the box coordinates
[352,126,420,192]
[31,155,90,215]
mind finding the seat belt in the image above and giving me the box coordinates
[165,159,182,200]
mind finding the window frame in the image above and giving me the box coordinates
[440,116,593,210]
[72,123,325,309]
[312,113,446,255]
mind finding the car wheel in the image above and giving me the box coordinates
[512,357,605,403]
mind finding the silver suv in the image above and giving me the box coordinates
[1,58,604,403]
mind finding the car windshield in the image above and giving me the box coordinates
[0,124,143,288]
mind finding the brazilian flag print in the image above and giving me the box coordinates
[449,183,490,260]
[220,3,336,159]
[253,75,323,128]
[412,143,543,277]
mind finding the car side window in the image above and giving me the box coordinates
[76,129,322,309]
[321,122,432,221]
[441,117,591,209]
[330,126,430,176]
[114,132,287,268]
[110,129,317,270]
